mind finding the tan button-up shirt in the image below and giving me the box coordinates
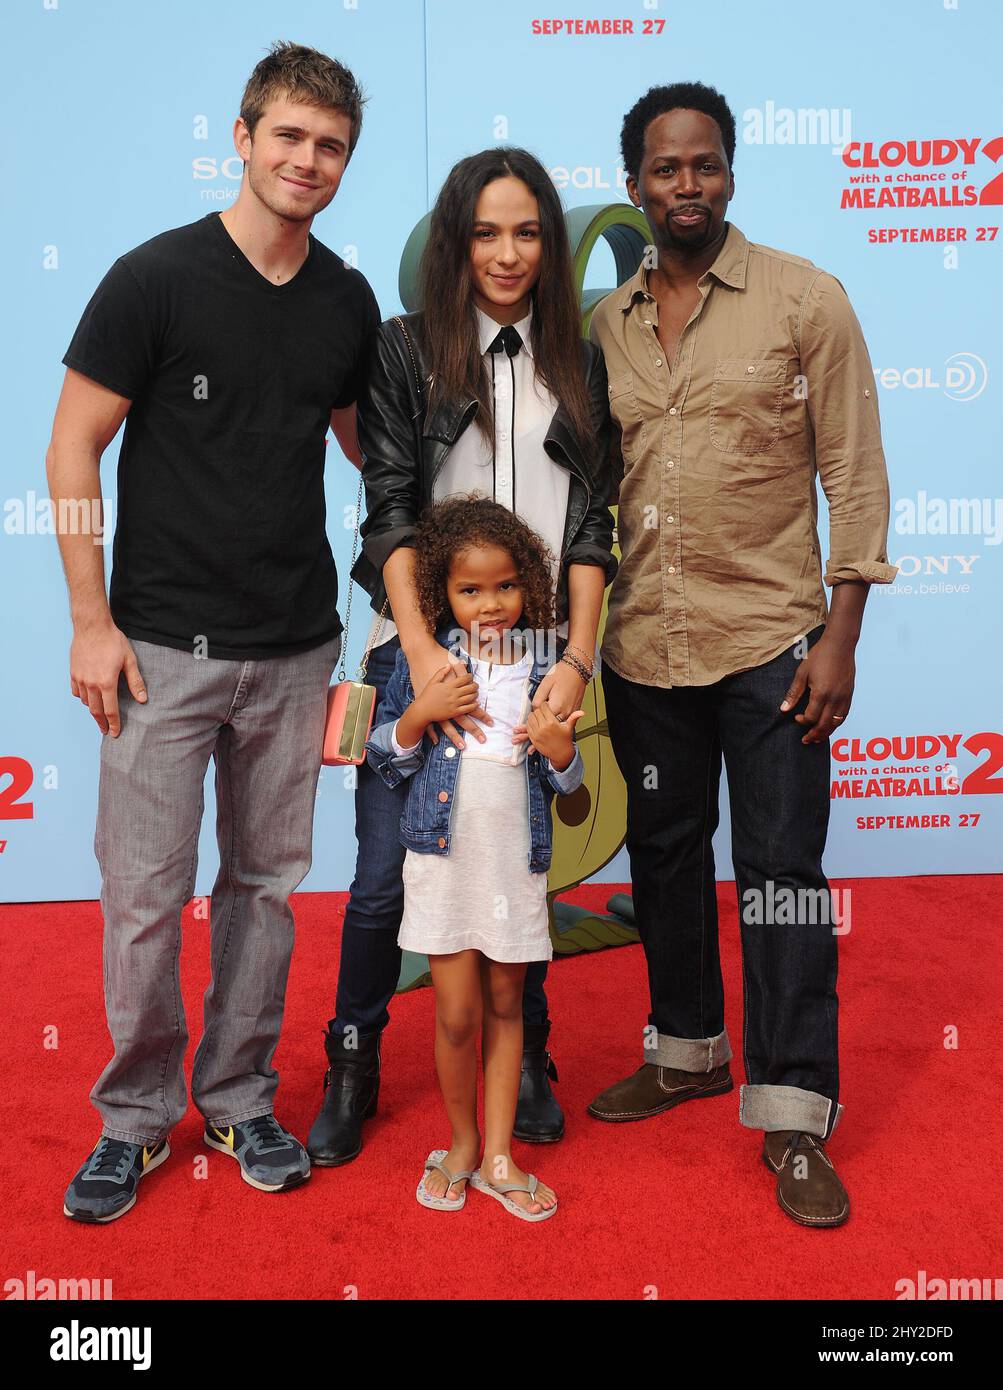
[589,222,897,688]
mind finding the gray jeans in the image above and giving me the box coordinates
[90,634,340,1144]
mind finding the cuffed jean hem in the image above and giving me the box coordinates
[644,1027,733,1072]
[739,1083,844,1139]
[100,1125,167,1146]
[202,1105,275,1129]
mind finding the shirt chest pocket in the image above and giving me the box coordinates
[607,372,648,468]
[709,358,788,455]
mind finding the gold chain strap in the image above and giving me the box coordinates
[338,463,388,683]
[393,315,427,413]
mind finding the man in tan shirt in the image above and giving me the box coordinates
[587,81,896,1228]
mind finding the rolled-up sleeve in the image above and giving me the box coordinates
[390,720,422,757]
[365,719,425,787]
[542,745,585,796]
[564,540,618,582]
[799,272,898,586]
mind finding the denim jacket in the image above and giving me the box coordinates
[365,626,585,873]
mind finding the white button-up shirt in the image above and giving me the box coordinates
[369,300,569,649]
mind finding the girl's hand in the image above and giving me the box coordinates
[407,637,492,749]
[513,660,586,747]
[415,664,482,727]
[524,704,585,769]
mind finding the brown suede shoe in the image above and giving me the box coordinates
[763,1130,850,1228]
[587,1062,733,1122]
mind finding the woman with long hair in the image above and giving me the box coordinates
[307,149,617,1200]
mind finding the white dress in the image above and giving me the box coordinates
[395,642,552,963]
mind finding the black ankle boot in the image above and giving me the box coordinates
[306,1028,381,1167]
[513,1020,565,1143]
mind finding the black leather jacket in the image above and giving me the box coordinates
[351,312,617,623]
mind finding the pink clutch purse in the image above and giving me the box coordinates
[323,677,379,766]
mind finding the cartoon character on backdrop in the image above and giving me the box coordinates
[392,204,650,990]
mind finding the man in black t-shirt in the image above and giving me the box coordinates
[47,42,380,1223]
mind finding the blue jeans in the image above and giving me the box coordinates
[602,627,842,1139]
[332,635,549,1036]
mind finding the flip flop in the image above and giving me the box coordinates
[415,1149,474,1210]
[470,1169,558,1222]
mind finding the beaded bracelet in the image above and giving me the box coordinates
[564,641,595,667]
[560,650,594,681]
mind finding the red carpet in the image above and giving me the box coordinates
[3,877,1001,1301]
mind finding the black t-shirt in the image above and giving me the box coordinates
[63,212,380,659]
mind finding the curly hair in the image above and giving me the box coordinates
[620,81,736,180]
[413,495,556,635]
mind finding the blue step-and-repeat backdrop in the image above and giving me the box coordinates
[2,0,1001,901]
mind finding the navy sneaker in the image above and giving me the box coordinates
[63,1136,170,1223]
[203,1115,311,1192]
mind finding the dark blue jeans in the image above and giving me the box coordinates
[332,634,549,1037]
[601,627,842,1139]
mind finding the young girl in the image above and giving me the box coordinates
[365,496,585,1221]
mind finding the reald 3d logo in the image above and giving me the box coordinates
[873,353,987,401]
